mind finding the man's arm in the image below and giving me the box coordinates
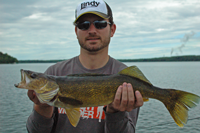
[104,83,143,133]
[27,90,54,118]
[26,90,54,133]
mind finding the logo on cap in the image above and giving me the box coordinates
[81,1,100,10]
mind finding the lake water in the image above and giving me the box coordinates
[0,62,200,133]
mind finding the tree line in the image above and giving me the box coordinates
[0,52,18,64]
[18,55,200,63]
[118,55,200,62]
[1,51,200,64]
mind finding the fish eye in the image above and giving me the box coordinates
[30,73,37,79]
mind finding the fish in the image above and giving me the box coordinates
[14,66,200,127]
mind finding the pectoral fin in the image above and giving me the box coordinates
[67,73,109,77]
[58,96,83,106]
[65,108,81,127]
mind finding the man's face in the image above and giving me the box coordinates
[75,14,116,53]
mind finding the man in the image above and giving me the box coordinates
[27,0,143,132]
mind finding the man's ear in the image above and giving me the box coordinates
[75,26,77,36]
[110,24,116,37]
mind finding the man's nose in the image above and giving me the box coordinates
[88,23,97,33]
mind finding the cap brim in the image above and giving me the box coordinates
[74,11,110,24]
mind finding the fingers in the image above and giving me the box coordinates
[120,83,135,112]
[114,85,122,107]
[121,83,128,109]
[27,90,41,105]
[106,85,122,113]
[134,90,143,107]
[27,90,35,101]
[126,83,135,111]
[106,82,143,113]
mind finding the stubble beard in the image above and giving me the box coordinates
[79,36,111,52]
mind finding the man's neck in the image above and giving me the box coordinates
[79,48,109,70]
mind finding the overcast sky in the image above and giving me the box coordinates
[0,0,200,60]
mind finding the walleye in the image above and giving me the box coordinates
[14,66,200,127]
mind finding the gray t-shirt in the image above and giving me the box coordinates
[26,56,140,133]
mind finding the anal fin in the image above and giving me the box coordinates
[143,97,149,102]
[65,108,81,127]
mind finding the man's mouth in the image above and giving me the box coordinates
[86,37,100,41]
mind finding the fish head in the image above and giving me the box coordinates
[14,69,58,93]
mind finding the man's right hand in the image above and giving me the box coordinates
[27,90,54,118]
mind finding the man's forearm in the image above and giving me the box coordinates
[26,107,55,133]
[104,107,136,133]
[34,104,54,118]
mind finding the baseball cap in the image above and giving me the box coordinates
[74,0,113,23]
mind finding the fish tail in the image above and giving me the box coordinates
[161,89,200,127]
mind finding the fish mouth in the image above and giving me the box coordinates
[14,69,30,89]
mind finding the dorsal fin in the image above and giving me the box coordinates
[119,66,152,85]
[67,73,110,77]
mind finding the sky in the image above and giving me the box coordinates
[0,0,200,60]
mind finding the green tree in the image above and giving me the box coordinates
[0,52,18,64]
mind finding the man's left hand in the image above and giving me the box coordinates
[106,82,143,113]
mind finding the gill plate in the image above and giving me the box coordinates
[36,88,59,103]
